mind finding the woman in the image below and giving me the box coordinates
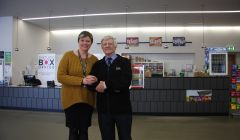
[57,31,98,140]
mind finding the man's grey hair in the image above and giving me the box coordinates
[101,36,117,47]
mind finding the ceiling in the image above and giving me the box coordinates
[0,0,240,30]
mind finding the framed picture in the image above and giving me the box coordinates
[173,37,186,46]
[126,37,139,47]
[149,37,162,47]
[186,64,194,72]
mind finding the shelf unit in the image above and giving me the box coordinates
[230,64,240,116]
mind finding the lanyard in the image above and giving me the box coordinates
[77,50,88,77]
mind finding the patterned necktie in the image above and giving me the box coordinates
[107,57,112,66]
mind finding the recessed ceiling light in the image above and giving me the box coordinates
[22,10,240,21]
[51,26,240,34]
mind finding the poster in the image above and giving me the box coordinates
[4,52,11,65]
[126,37,139,47]
[186,90,212,102]
[173,37,186,46]
[149,37,162,47]
[4,52,12,77]
[0,59,3,84]
[38,54,56,86]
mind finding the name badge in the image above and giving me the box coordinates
[116,67,121,70]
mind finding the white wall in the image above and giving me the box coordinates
[0,17,14,85]
[12,19,49,85]
[0,16,13,52]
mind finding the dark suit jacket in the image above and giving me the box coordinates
[90,54,132,114]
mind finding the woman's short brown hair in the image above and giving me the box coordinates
[77,31,93,44]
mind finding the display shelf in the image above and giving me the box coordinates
[230,64,240,116]
[134,62,164,77]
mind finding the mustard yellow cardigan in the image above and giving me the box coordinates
[57,51,98,109]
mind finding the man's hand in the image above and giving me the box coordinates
[96,81,106,93]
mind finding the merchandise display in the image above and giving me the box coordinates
[121,54,145,88]
[131,64,144,88]
[134,62,164,77]
[230,64,240,115]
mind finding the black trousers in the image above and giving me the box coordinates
[64,103,93,140]
[98,113,132,140]
[69,127,88,140]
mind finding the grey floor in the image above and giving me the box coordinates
[0,109,240,140]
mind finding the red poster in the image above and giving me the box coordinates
[149,37,162,47]
[126,37,139,47]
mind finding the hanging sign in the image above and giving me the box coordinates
[126,37,139,47]
[173,37,186,46]
[149,37,162,47]
[226,44,235,52]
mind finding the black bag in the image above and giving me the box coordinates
[47,80,55,87]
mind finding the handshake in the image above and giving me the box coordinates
[82,75,106,93]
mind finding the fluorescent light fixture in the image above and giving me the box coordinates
[51,26,240,34]
[22,10,240,21]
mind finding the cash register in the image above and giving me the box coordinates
[23,75,41,86]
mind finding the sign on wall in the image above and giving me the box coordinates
[4,52,12,85]
[4,52,12,77]
[38,54,55,86]
[173,37,186,46]
[149,37,162,47]
[126,37,139,47]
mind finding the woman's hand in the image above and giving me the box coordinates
[83,75,97,85]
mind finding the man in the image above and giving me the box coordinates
[90,36,132,140]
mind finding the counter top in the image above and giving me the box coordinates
[1,85,61,88]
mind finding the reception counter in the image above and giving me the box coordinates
[0,86,62,112]
[0,77,230,115]
[131,77,230,115]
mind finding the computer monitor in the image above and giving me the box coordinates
[24,75,41,86]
